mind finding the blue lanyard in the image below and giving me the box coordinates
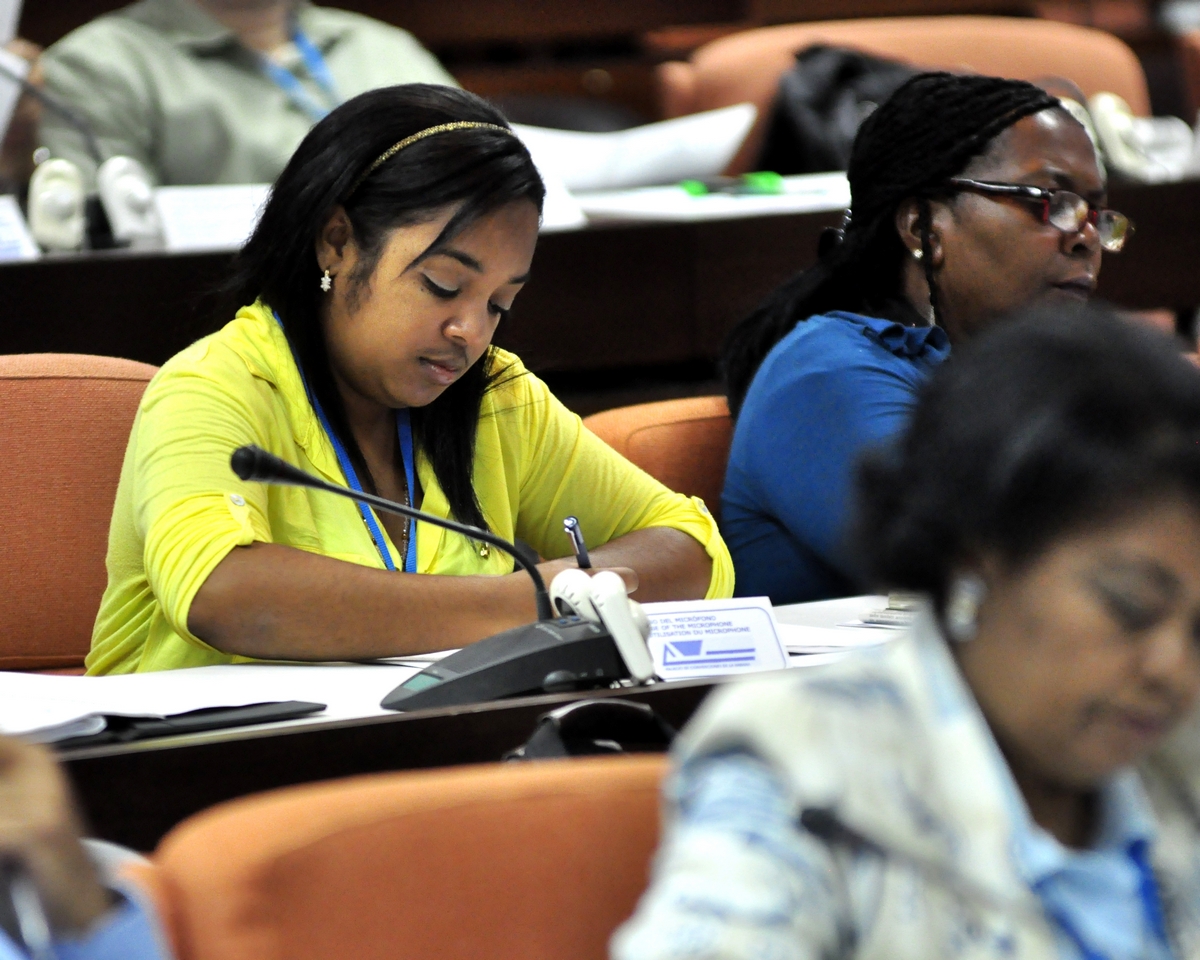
[1037,840,1171,960]
[274,312,417,573]
[259,27,340,123]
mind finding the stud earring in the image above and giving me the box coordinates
[320,269,332,292]
[945,574,986,643]
[912,247,924,260]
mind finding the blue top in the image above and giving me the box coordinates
[0,893,166,960]
[721,311,950,604]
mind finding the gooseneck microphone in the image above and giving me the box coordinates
[0,57,104,166]
[230,445,555,621]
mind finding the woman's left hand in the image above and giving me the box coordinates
[0,736,110,935]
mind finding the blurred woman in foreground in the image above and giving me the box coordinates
[615,304,1200,960]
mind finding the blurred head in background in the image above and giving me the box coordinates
[858,304,1200,834]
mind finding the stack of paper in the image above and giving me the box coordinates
[575,171,851,223]
[0,662,423,743]
[772,594,907,659]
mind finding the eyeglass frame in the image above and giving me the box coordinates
[943,177,1133,253]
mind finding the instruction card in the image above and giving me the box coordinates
[643,597,788,681]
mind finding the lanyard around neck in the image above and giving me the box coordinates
[1036,839,1171,960]
[274,312,417,573]
[259,26,340,123]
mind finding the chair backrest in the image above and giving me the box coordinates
[0,354,156,671]
[659,16,1150,174]
[131,755,668,960]
[584,396,732,520]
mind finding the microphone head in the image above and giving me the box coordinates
[231,445,324,489]
[230,445,265,481]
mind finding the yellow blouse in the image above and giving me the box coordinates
[88,303,734,674]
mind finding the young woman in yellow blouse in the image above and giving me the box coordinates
[89,84,732,675]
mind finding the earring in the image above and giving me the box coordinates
[945,574,986,643]
[912,247,924,260]
[320,269,332,292]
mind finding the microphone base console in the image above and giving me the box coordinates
[381,617,628,711]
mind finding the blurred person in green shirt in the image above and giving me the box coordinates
[38,0,458,186]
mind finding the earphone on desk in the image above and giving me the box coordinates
[550,569,656,683]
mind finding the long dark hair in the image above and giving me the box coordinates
[722,72,1061,415]
[227,84,545,531]
[855,303,1200,612]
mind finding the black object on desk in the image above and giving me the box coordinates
[53,701,326,749]
[382,617,628,711]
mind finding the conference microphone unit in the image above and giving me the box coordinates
[230,445,637,710]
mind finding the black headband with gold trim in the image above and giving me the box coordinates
[345,121,515,198]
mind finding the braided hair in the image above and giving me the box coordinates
[722,72,1060,415]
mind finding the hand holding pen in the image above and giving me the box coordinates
[563,516,591,569]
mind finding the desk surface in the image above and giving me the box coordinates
[4,180,1196,381]
[58,598,880,850]
[62,678,718,852]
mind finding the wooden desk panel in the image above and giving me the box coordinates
[1,180,1196,377]
[501,222,698,372]
[1100,179,1200,310]
[61,680,716,852]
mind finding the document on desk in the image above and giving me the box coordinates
[643,597,788,681]
[0,0,20,45]
[155,183,271,252]
[576,171,851,222]
[513,103,756,194]
[0,662,421,743]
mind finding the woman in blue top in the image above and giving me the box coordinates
[721,72,1132,603]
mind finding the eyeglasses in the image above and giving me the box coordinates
[945,177,1133,253]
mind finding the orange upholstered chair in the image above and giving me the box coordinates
[0,354,156,671]
[658,16,1150,174]
[126,755,668,960]
[584,396,733,520]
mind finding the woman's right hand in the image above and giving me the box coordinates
[534,557,639,598]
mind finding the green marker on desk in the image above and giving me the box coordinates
[679,171,785,196]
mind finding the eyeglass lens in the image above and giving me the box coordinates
[1046,191,1130,252]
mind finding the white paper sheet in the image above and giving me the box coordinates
[0,662,423,741]
[0,193,37,261]
[576,171,851,223]
[513,103,756,194]
[773,594,888,628]
[773,596,903,656]
[532,165,587,233]
[154,183,271,252]
[776,623,896,655]
[0,0,20,45]
[0,44,28,146]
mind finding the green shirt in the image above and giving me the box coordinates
[39,0,457,186]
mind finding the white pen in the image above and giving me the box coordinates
[2,857,55,960]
